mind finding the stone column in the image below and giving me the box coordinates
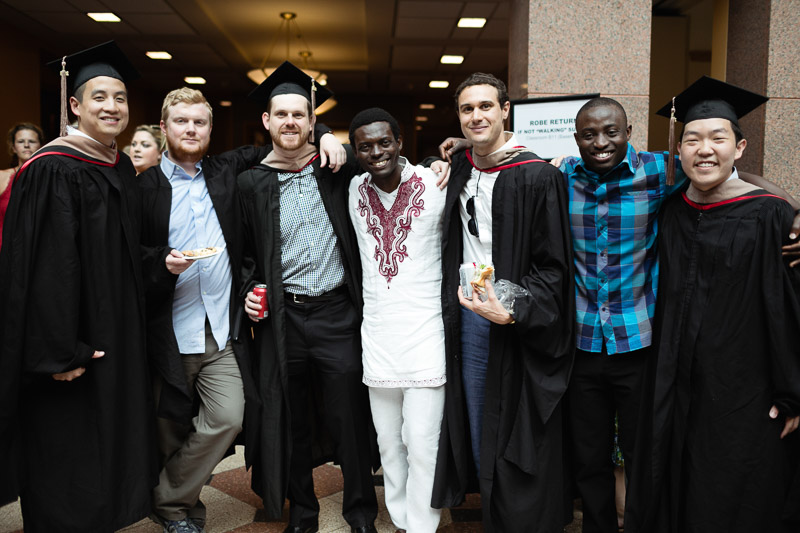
[727,0,800,195]
[508,0,653,150]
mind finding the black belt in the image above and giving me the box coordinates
[285,285,347,304]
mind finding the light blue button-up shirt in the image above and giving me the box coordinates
[162,154,231,354]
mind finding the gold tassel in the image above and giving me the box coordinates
[59,56,69,137]
[310,78,317,144]
[666,97,676,186]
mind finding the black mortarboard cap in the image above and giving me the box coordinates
[657,76,767,185]
[46,41,140,137]
[655,75,768,127]
[47,41,140,95]
[248,61,333,143]
[248,60,333,109]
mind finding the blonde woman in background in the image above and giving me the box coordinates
[131,124,163,174]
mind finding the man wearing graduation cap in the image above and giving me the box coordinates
[238,61,379,533]
[626,77,800,533]
[0,41,157,531]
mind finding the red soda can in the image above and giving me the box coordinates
[253,284,269,318]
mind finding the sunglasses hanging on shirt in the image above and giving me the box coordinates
[467,172,482,238]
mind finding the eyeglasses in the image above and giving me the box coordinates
[466,195,479,237]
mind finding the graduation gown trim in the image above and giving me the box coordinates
[681,190,784,210]
[19,150,120,174]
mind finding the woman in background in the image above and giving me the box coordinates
[130,124,163,175]
[0,122,44,250]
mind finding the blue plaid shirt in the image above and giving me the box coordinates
[560,144,685,354]
[278,160,346,296]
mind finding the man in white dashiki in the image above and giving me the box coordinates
[347,107,447,533]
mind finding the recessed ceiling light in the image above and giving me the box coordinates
[429,80,449,89]
[440,55,464,65]
[458,17,486,28]
[87,12,121,22]
[415,125,423,131]
[415,116,429,122]
[219,100,232,107]
[419,104,435,110]
[184,76,206,85]
[146,51,172,60]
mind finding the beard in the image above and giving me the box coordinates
[167,137,209,163]
[270,126,311,151]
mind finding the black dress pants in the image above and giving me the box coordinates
[568,346,648,533]
[284,291,377,529]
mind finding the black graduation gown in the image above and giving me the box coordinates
[0,146,157,532]
[627,189,800,533]
[237,153,370,519]
[434,149,575,531]
[138,146,268,430]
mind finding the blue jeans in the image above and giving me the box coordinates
[460,306,491,475]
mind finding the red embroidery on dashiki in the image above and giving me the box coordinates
[357,174,425,286]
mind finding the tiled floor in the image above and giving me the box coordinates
[0,446,583,532]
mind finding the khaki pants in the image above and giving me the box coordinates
[153,326,244,522]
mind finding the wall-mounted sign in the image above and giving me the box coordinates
[510,93,599,159]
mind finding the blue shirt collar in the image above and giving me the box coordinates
[161,151,203,181]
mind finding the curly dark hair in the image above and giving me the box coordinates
[348,107,401,146]
[454,72,509,110]
[575,97,628,125]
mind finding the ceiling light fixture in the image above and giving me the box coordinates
[146,51,172,60]
[219,100,233,107]
[419,104,435,110]
[87,12,121,22]
[440,55,464,64]
[415,116,429,122]
[184,76,206,85]
[429,80,449,89]
[247,12,336,114]
[457,17,486,28]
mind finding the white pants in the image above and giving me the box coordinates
[369,385,445,533]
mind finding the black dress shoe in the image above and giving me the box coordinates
[350,526,378,533]
[283,526,318,533]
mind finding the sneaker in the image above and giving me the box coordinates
[163,518,200,533]
[191,518,206,533]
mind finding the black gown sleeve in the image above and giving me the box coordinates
[513,166,575,359]
[237,171,263,299]
[214,145,271,172]
[137,168,178,301]
[3,159,96,374]
[761,201,800,416]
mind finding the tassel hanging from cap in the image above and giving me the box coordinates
[310,77,317,144]
[59,56,69,137]
[666,97,676,186]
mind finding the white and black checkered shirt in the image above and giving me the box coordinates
[278,163,345,296]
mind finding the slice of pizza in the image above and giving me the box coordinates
[181,246,221,259]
